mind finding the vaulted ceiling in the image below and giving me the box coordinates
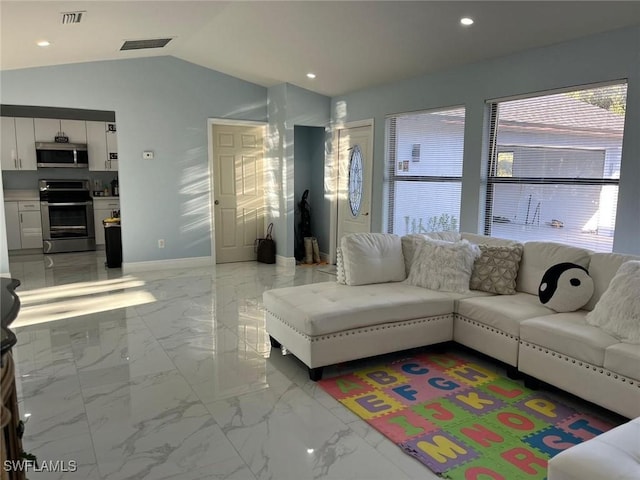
[2,1,640,97]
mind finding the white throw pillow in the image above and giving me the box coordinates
[407,238,481,293]
[341,233,406,286]
[401,232,462,275]
[586,261,640,343]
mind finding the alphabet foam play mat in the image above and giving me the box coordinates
[318,353,621,479]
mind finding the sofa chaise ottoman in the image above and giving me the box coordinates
[264,281,487,380]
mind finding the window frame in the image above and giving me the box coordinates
[483,82,626,250]
[385,106,466,234]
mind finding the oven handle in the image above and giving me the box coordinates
[41,201,93,207]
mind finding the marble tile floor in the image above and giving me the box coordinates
[7,251,623,480]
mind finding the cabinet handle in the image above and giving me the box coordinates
[105,161,108,170]
[14,158,17,168]
[19,158,22,169]
[20,213,23,223]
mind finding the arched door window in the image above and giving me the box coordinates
[348,145,363,216]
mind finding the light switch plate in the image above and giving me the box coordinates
[143,151,154,159]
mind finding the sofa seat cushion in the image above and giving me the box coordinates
[520,312,619,366]
[456,293,553,336]
[264,282,465,337]
[604,343,640,381]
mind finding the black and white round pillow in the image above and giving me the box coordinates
[538,262,594,313]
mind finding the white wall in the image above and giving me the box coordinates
[329,26,640,255]
[0,56,267,265]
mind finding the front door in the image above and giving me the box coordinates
[336,123,373,247]
[212,124,265,263]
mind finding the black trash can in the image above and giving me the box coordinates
[103,219,122,268]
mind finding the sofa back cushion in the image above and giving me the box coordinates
[586,252,640,311]
[401,232,461,275]
[460,232,520,247]
[341,233,406,286]
[516,241,592,295]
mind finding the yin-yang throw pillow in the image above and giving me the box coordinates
[538,262,594,312]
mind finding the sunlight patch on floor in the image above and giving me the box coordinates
[14,276,156,327]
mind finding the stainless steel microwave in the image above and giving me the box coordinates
[36,142,89,168]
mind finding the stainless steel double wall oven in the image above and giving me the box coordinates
[39,179,95,253]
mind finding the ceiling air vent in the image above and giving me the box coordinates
[61,11,84,24]
[120,38,173,51]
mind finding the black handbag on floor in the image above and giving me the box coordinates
[255,223,276,264]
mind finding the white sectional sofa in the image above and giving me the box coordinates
[547,416,640,480]
[263,231,640,421]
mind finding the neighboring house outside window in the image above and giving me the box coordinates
[386,107,465,235]
[485,83,627,252]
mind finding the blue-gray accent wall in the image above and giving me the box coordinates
[1,56,268,265]
[330,26,640,255]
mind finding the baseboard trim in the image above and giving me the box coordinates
[123,256,213,273]
[276,255,296,268]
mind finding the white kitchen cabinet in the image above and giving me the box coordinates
[34,118,86,143]
[3,202,21,250]
[86,121,109,171]
[18,201,43,249]
[60,120,87,143]
[106,123,118,171]
[3,200,42,249]
[1,117,36,171]
[1,117,17,171]
[34,118,60,142]
[87,121,117,171]
[93,198,120,245]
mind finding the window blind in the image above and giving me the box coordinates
[485,83,627,252]
[386,107,466,235]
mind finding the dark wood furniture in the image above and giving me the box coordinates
[1,278,24,480]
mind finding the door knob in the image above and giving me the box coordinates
[214,200,220,205]
[363,212,369,216]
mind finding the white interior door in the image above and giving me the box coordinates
[213,124,265,263]
[337,124,373,245]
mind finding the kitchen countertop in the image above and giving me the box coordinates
[3,189,39,201]
[3,190,120,202]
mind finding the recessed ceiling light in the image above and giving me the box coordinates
[306,73,316,79]
[460,17,474,26]
[37,40,51,47]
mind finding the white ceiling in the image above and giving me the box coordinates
[2,1,640,97]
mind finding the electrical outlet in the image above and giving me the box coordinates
[158,239,165,248]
